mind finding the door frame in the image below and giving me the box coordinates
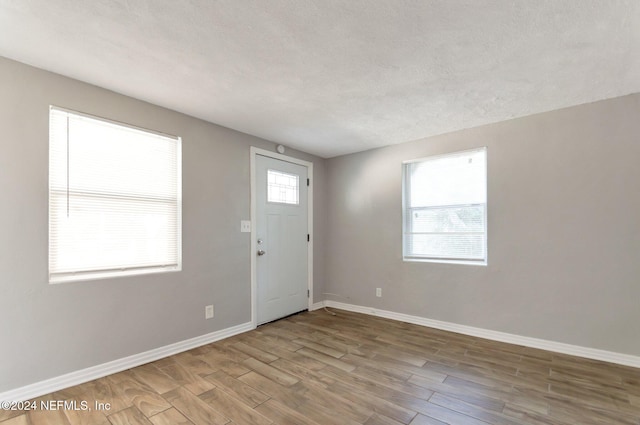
[250,146,314,328]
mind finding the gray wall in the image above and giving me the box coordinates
[0,56,326,392]
[326,93,640,357]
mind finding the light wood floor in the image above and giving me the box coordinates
[2,309,639,425]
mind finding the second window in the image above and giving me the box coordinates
[403,147,487,264]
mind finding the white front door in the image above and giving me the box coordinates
[256,154,309,325]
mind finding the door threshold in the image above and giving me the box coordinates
[258,309,309,327]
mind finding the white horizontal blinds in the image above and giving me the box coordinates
[404,148,487,261]
[49,107,181,282]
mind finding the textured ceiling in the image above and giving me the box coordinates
[1,1,639,158]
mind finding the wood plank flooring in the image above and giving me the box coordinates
[2,309,639,424]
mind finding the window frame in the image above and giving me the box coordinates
[48,106,182,283]
[267,168,300,205]
[402,147,488,266]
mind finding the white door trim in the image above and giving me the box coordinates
[250,147,313,328]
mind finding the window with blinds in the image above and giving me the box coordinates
[403,147,487,264]
[48,107,182,283]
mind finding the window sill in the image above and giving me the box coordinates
[49,265,181,284]
[403,257,487,266]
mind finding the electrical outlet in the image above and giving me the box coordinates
[205,305,214,319]
[376,288,382,297]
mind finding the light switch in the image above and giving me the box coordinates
[240,220,251,232]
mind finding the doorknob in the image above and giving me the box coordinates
[257,249,266,256]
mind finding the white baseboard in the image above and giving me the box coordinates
[322,300,640,369]
[310,301,325,311]
[0,321,254,403]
